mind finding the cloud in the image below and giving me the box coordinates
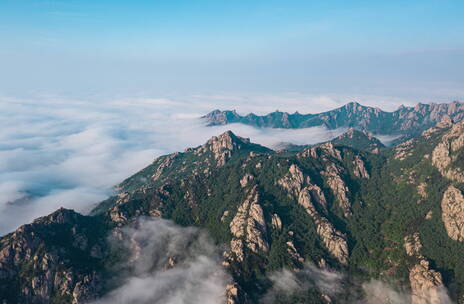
[263,267,455,304]
[92,218,229,304]
[361,280,410,304]
[262,264,344,303]
[0,94,412,234]
[362,279,454,304]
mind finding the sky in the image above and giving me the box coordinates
[0,0,463,100]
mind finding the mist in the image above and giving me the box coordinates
[93,218,229,304]
[263,265,454,303]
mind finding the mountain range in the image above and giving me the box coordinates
[2,104,464,303]
[203,101,464,142]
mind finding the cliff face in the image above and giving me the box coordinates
[409,260,448,304]
[3,121,464,303]
[441,185,464,242]
[228,185,269,262]
[432,121,464,182]
[278,164,349,264]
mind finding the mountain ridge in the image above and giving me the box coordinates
[203,101,464,140]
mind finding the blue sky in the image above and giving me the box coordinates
[1,0,463,100]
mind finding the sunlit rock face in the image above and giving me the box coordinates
[229,185,269,262]
[441,185,464,242]
[409,260,448,304]
[432,121,464,182]
[278,164,349,264]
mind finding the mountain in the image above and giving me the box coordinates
[2,124,464,303]
[330,128,385,153]
[272,128,384,153]
[203,101,464,138]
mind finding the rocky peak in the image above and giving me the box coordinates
[330,128,384,152]
[301,143,343,161]
[201,131,263,154]
[409,260,448,304]
[210,130,250,147]
[195,131,270,167]
[344,101,365,112]
[202,109,240,126]
[33,207,82,226]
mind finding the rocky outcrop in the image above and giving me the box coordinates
[417,182,428,199]
[225,282,249,304]
[229,186,269,261]
[394,139,414,160]
[278,162,340,215]
[278,164,329,212]
[432,121,464,182]
[353,155,370,179]
[425,210,433,220]
[0,208,105,303]
[286,239,305,265]
[441,185,464,241]
[403,233,449,304]
[319,143,343,161]
[271,214,282,231]
[151,152,180,181]
[404,232,423,257]
[194,131,270,167]
[322,163,351,217]
[196,131,247,167]
[278,165,349,263]
[277,164,310,198]
[108,186,167,226]
[409,260,448,304]
[240,173,254,188]
[298,188,349,264]
[298,143,342,162]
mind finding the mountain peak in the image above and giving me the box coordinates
[330,128,384,152]
[345,101,362,107]
[209,130,250,146]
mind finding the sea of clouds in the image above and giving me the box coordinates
[0,93,414,234]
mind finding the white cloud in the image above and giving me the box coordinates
[362,279,454,304]
[93,218,229,304]
[262,264,344,303]
[0,94,413,234]
[264,267,455,304]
